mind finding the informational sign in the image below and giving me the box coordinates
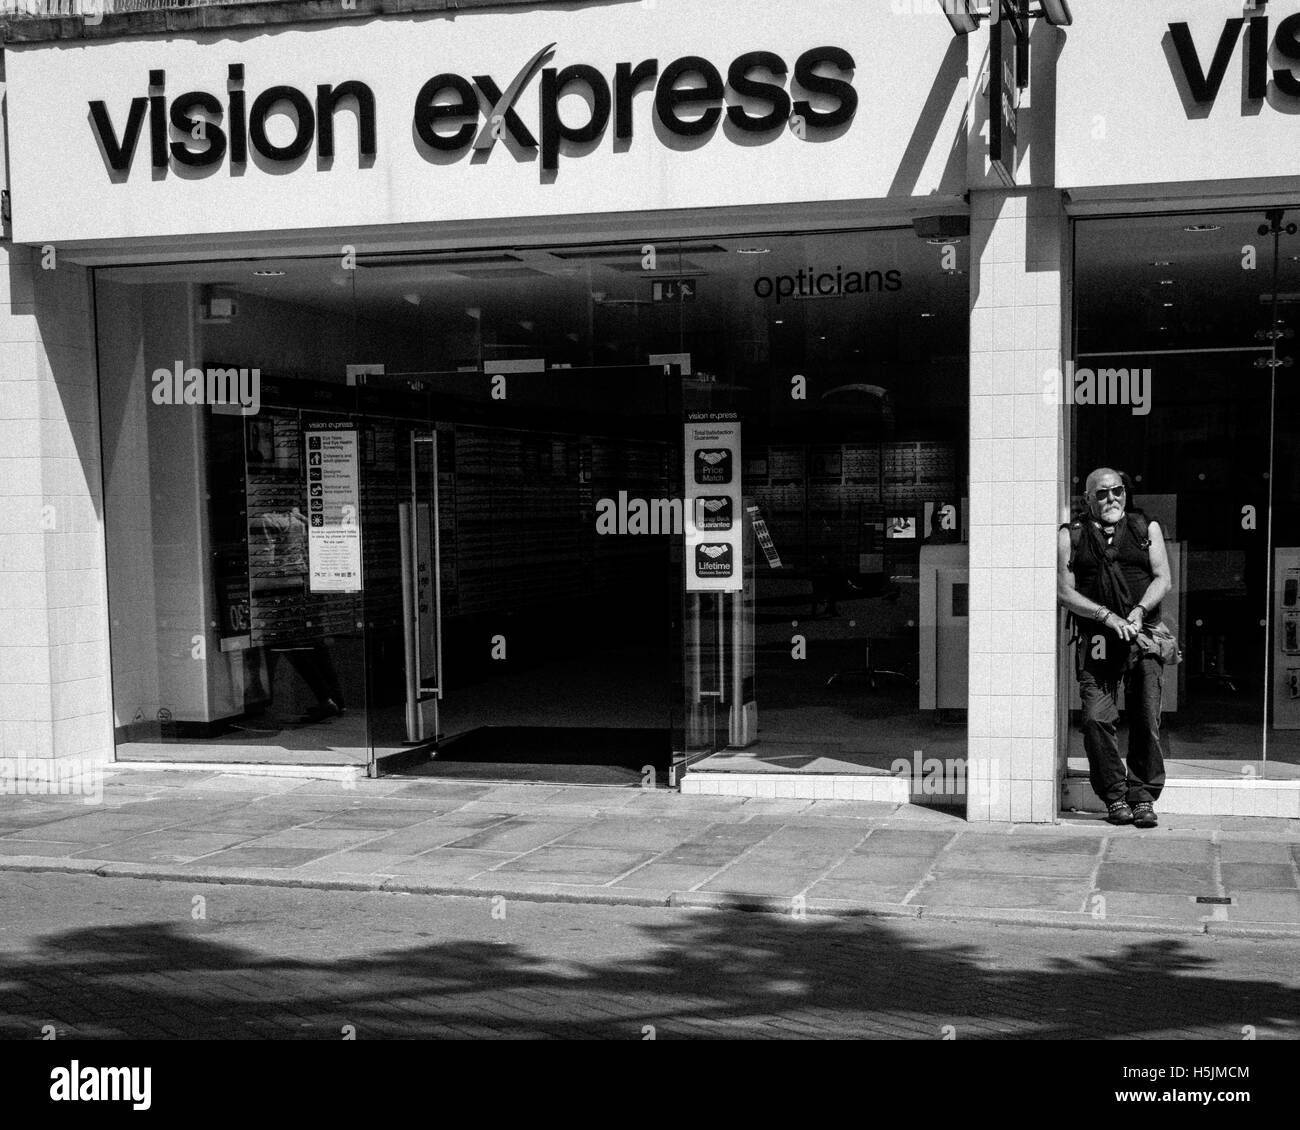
[685,413,742,592]
[304,425,363,593]
[989,13,1019,186]
[652,279,698,303]
[746,504,783,570]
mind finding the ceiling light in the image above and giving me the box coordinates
[1159,279,1174,286]
[1183,224,1222,233]
[252,269,285,277]
[736,247,771,255]
[1151,260,1172,267]
[921,313,936,319]
[1162,302,1174,308]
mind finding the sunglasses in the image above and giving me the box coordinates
[1092,486,1126,502]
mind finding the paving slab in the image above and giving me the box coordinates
[804,878,919,903]
[240,828,387,850]
[68,830,253,864]
[1086,891,1218,925]
[550,819,708,851]
[1218,840,1296,864]
[442,818,580,854]
[491,846,656,883]
[913,876,1088,912]
[187,810,319,835]
[347,815,513,854]
[295,852,424,876]
[186,845,342,869]
[1220,863,1297,891]
[746,826,870,850]
[1228,890,1300,923]
[1096,861,1217,895]
[932,851,1099,878]
[387,848,513,883]
[856,830,956,855]
[7,812,180,842]
[611,863,724,890]
[652,844,749,867]
[698,867,830,898]
[998,835,1102,854]
[304,808,454,831]
[0,838,91,858]
[1104,837,1215,863]
[819,854,935,883]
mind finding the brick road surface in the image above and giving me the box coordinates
[1,872,1297,1040]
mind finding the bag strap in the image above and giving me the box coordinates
[1127,511,1150,551]
[1061,521,1083,570]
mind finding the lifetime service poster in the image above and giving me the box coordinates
[684,413,743,593]
[304,425,363,594]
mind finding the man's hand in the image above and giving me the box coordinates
[1109,613,1139,643]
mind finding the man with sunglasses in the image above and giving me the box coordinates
[1057,468,1172,828]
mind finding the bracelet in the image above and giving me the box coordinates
[1093,605,1111,622]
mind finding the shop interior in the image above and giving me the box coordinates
[1072,208,1300,781]
[96,225,970,785]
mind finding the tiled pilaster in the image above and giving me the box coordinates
[0,243,113,765]
[966,188,1067,823]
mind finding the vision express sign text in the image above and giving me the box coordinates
[89,46,857,177]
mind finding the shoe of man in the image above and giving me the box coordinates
[1132,802,1158,829]
[1106,800,1134,825]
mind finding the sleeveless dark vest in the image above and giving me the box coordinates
[1073,517,1161,623]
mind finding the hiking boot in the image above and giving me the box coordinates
[1132,802,1158,829]
[1106,800,1134,825]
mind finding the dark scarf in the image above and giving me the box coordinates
[1081,516,1137,617]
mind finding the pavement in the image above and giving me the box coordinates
[1,766,1298,938]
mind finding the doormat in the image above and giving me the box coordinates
[391,726,672,787]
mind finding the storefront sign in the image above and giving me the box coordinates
[83,43,854,177]
[1057,0,1300,188]
[1169,11,1300,107]
[304,425,362,594]
[4,0,966,243]
[685,413,743,593]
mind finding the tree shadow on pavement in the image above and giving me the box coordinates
[2,908,1297,1039]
